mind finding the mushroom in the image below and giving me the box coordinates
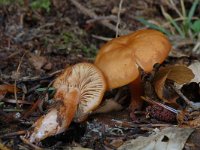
[28,63,106,143]
[29,88,80,143]
[95,29,171,113]
[53,62,106,122]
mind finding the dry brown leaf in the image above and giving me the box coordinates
[0,84,20,100]
[177,110,200,127]
[118,127,194,150]
[153,65,194,104]
[188,60,200,83]
[110,139,124,148]
[93,99,123,114]
[154,71,169,102]
[153,71,179,104]
[29,53,47,70]
[154,65,194,84]
[0,84,19,93]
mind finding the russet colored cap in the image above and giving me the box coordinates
[95,29,171,90]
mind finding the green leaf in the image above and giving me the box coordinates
[188,0,199,24]
[36,87,55,92]
[136,18,171,36]
[191,20,200,33]
[31,0,51,12]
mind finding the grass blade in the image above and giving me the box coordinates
[188,0,199,24]
[161,6,185,37]
[180,0,186,18]
[136,18,171,36]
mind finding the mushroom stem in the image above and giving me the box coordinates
[128,76,144,111]
[28,89,80,143]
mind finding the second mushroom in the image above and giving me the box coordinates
[95,29,172,114]
[28,63,106,143]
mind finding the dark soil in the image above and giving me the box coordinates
[0,0,200,149]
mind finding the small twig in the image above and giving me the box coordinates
[92,35,112,41]
[172,85,200,110]
[141,96,178,114]
[4,49,23,60]
[21,99,42,119]
[2,99,33,105]
[19,13,24,28]
[22,81,54,118]
[111,119,173,128]
[168,0,183,18]
[0,130,26,138]
[20,136,42,150]
[86,15,117,24]
[69,0,130,35]
[3,109,23,112]
[20,69,63,82]
[14,53,26,107]
[0,69,63,82]
[192,42,200,53]
[173,39,195,48]
[116,0,124,37]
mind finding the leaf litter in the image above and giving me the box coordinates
[0,0,200,150]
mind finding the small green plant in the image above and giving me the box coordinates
[30,0,51,12]
[0,0,23,5]
[137,0,200,39]
[0,0,11,5]
[62,32,76,44]
[0,0,51,12]
[36,87,55,92]
[81,44,98,58]
[52,31,98,58]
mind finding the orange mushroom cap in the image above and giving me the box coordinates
[53,62,106,122]
[95,29,171,90]
[28,63,106,143]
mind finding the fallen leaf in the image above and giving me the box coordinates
[110,139,124,148]
[177,110,200,127]
[29,53,47,70]
[118,127,194,150]
[188,60,200,83]
[153,70,179,105]
[175,60,200,90]
[93,98,123,114]
[43,62,52,70]
[154,65,194,85]
[153,65,194,104]
[2,99,32,105]
[0,84,19,93]
[153,71,169,102]
[0,84,20,100]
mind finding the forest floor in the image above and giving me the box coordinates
[0,0,200,149]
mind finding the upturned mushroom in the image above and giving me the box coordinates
[95,29,171,113]
[28,63,106,143]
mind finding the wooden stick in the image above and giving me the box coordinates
[69,0,130,35]
[0,130,26,138]
[20,136,42,150]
